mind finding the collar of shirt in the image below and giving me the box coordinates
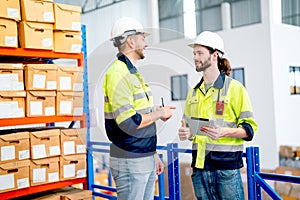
[117,53,138,74]
[194,72,226,90]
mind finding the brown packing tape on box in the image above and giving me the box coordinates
[18,21,53,50]
[0,18,18,47]
[26,91,56,117]
[20,0,54,23]
[0,0,21,21]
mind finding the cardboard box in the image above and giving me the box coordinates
[25,64,58,90]
[26,91,56,117]
[289,184,300,199]
[282,196,298,200]
[60,188,92,200]
[30,193,61,200]
[60,154,86,181]
[18,21,53,50]
[54,3,81,31]
[0,18,18,47]
[0,63,24,91]
[0,131,30,164]
[60,128,87,156]
[275,167,300,176]
[280,146,297,158]
[0,0,21,21]
[0,91,26,118]
[20,0,54,23]
[30,157,59,186]
[30,128,60,159]
[0,160,30,192]
[56,91,83,116]
[57,66,83,91]
[54,31,82,53]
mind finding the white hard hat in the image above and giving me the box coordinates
[189,31,225,54]
[110,17,149,46]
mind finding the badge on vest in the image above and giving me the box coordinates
[216,101,224,115]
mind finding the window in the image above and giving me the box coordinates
[282,0,300,27]
[230,0,261,28]
[195,0,261,34]
[171,74,188,100]
[158,0,185,41]
[195,0,223,34]
[231,68,245,86]
[290,66,300,95]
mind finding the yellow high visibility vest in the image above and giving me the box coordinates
[183,73,258,168]
[103,59,154,124]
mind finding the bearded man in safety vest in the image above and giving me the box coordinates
[178,31,258,200]
[103,17,176,200]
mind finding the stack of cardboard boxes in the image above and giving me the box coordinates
[0,128,87,193]
[0,0,82,52]
[275,145,300,200]
[0,63,83,118]
[0,0,20,48]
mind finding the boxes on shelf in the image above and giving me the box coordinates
[60,154,86,181]
[0,160,30,193]
[280,145,298,158]
[50,187,92,200]
[0,131,30,164]
[0,91,26,118]
[18,21,53,50]
[0,18,18,48]
[30,192,61,200]
[56,91,83,116]
[57,66,83,91]
[30,156,59,186]
[20,0,54,23]
[60,187,92,200]
[0,63,24,91]
[26,91,56,117]
[54,31,82,53]
[0,0,21,21]
[60,128,87,156]
[275,167,300,199]
[54,4,81,32]
[24,64,58,90]
[30,128,61,159]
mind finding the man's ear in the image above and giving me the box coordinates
[126,36,135,48]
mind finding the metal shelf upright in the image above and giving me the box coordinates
[0,24,90,199]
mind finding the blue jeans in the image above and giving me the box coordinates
[110,155,156,200]
[191,168,245,200]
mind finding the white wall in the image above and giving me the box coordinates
[81,0,151,55]
[83,0,300,170]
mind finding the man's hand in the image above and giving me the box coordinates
[157,106,176,122]
[155,153,164,175]
[200,126,223,140]
[178,119,192,141]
